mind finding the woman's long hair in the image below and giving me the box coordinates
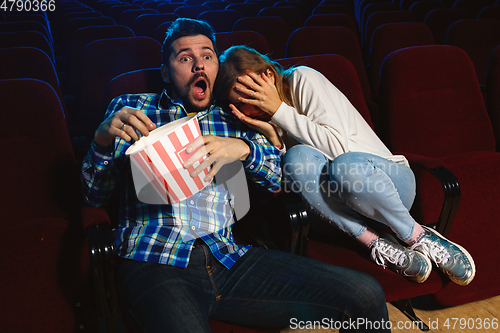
[215,45,294,107]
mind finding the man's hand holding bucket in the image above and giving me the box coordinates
[94,106,156,150]
[183,135,250,182]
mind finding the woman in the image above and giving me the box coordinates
[215,45,475,286]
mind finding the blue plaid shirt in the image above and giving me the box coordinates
[81,91,282,269]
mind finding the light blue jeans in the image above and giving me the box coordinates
[283,145,417,243]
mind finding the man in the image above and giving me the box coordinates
[81,18,391,332]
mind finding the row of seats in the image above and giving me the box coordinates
[3,0,498,131]
[2,0,500,332]
[28,1,500,137]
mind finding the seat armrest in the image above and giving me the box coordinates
[81,206,111,230]
[395,152,459,236]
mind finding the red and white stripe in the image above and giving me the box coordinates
[130,117,210,204]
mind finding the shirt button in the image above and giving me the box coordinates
[191,226,196,231]
[249,165,254,169]
[103,161,108,165]
[190,200,195,204]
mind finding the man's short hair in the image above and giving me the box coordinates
[162,18,218,65]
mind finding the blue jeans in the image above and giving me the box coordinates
[117,241,390,332]
[283,145,417,242]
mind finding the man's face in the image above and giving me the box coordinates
[161,35,219,112]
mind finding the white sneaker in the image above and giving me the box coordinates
[371,234,432,284]
[412,226,475,286]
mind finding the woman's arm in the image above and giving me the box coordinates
[271,67,352,160]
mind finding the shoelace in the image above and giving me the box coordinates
[411,237,451,266]
[371,240,406,268]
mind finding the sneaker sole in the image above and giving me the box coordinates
[421,225,476,286]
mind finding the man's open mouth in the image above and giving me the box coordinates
[193,77,208,99]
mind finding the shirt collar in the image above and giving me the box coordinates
[158,88,215,119]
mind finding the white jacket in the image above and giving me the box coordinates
[271,66,408,166]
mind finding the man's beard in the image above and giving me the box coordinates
[170,72,214,113]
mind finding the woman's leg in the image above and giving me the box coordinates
[283,145,368,239]
[284,146,431,283]
[328,151,419,243]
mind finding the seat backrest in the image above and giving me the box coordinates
[445,18,500,85]
[487,44,500,150]
[312,4,355,21]
[61,9,102,22]
[66,16,116,33]
[286,26,372,103]
[57,10,102,32]
[132,13,179,37]
[369,22,434,96]
[77,37,162,138]
[215,30,270,55]
[198,9,243,32]
[408,1,449,22]
[399,0,419,11]
[360,2,400,38]
[356,0,391,21]
[0,79,77,223]
[274,0,313,18]
[71,24,136,51]
[423,8,470,44]
[0,21,52,46]
[185,0,207,5]
[277,54,375,130]
[3,12,51,35]
[0,76,84,331]
[0,30,54,63]
[105,4,132,16]
[233,16,289,59]
[477,5,500,20]
[225,3,261,17]
[0,47,67,118]
[258,6,304,33]
[305,13,359,39]
[101,68,166,112]
[174,5,211,19]
[157,2,186,14]
[363,10,416,49]
[155,21,173,44]
[60,4,92,12]
[66,25,136,91]
[118,9,159,27]
[107,4,143,21]
[142,0,164,10]
[452,0,496,18]
[379,45,495,157]
[203,1,231,11]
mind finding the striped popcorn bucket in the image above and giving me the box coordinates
[125,115,211,204]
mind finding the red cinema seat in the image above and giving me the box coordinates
[486,45,500,150]
[233,16,289,59]
[379,45,500,306]
[0,78,102,332]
